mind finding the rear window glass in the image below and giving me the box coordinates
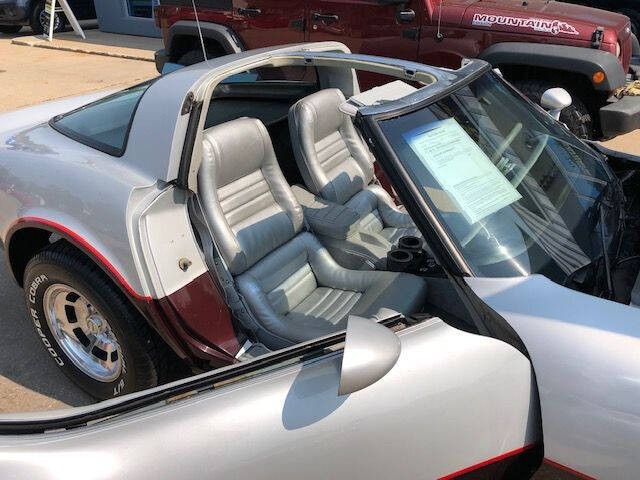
[51,80,154,156]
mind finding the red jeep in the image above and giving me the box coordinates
[154,0,640,140]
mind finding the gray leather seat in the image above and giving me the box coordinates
[289,88,420,247]
[198,117,427,349]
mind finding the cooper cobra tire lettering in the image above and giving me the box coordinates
[23,242,169,400]
[28,276,66,366]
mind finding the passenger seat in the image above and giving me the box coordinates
[289,88,421,251]
[198,117,427,349]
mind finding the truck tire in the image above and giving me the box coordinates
[513,79,593,139]
[0,25,22,34]
[177,46,226,66]
[23,242,170,400]
[30,0,65,35]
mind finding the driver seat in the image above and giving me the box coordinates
[198,117,427,349]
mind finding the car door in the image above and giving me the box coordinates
[0,316,541,480]
[306,0,424,89]
[233,0,306,49]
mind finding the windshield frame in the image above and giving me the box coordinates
[358,67,613,280]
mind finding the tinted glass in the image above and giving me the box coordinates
[52,81,153,156]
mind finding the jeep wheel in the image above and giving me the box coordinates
[0,25,22,34]
[513,80,593,139]
[23,242,168,400]
[30,0,65,35]
[177,46,225,66]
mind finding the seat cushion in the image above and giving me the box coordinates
[236,232,427,348]
[286,287,362,332]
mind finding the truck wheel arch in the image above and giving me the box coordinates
[166,20,244,63]
[479,42,626,92]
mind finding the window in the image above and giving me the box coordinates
[127,0,156,18]
[51,80,154,156]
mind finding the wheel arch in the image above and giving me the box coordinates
[4,218,150,302]
[3,217,230,366]
[479,42,625,92]
[166,20,244,63]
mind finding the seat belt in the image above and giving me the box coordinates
[189,195,261,338]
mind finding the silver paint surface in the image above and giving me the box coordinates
[468,275,640,480]
[0,320,540,479]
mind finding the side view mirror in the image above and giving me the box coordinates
[541,88,572,121]
[338,316,401,396]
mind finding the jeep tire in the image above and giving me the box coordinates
[177,45,226,66]
[513,79,593,139]
[30,0,65,35]
[23,242,168,400]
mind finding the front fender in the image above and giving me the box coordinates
[479,42,625,91]
[467,275,640,479]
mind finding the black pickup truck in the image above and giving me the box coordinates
[0,0,95,35]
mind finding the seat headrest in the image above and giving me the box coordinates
[198,118,304,275]
[289,89,375,205]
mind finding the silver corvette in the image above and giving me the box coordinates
[0,42,639,479]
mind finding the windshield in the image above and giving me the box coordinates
[379,71,620,284]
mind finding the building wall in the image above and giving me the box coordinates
[95,0,161,37]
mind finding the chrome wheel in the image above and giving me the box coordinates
[43,284,122,382]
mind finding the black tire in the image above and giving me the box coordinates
[23,242,169,400]
[30,0,65,35]
[177,46,225,66]
[512,79,593,139]
[0,25,22,34]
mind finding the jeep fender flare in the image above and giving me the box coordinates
[479,42,626,92]
[167,20,244,58]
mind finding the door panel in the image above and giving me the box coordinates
[234,0,306,49]
[307,0,423,89]
[0,319,540,480]
[467,275,640,480]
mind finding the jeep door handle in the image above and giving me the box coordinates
[238,7,262,17]
[313,13,340,24]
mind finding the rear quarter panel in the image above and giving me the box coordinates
[0,121,158,299]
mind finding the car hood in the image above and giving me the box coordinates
[460,0,630,43]
[467,275,640,479]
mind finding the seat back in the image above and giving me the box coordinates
[198,117,304,275]
[289,88,375,205]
